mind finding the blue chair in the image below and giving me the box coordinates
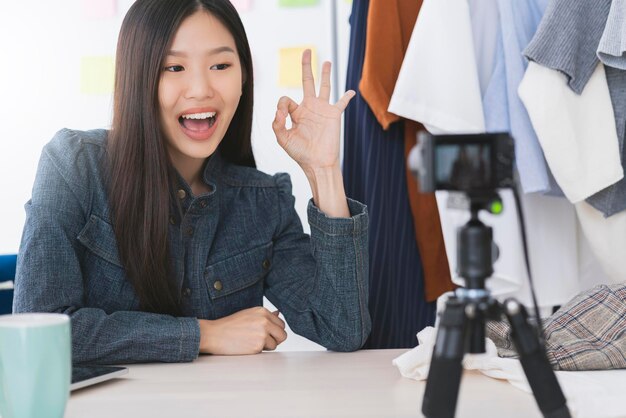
[0,254,17,315]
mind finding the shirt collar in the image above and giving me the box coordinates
[202,148,224,185]
[173,150,222,200]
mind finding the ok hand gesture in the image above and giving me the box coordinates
[272,49,355,174]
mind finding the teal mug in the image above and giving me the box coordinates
[0,313,71,418]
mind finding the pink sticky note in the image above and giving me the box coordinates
[81,0,117,19]
[230,0,252,12]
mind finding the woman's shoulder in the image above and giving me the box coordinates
[45,127,107,164]
[45,128,108,157]
[219,160,292,192]
[39,128,109,195]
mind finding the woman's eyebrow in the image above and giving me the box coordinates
[167,46,236,57]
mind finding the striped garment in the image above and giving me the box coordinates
[342,0,436,348]
[487,284,626,371]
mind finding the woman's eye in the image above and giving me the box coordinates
[211,63,230,70]
[164,65,184,72]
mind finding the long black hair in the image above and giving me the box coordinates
[107,0,255,316]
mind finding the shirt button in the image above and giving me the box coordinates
[262,259,271,270]
[200,200,208,208]
[177,189,186,200]
[186,227,194,236]
[169,216,176,225]
[182,287,192,297]
[213,280,223,291]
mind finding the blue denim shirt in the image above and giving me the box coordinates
[13,129,370,364]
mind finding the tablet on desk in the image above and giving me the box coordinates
[71,365,128,391]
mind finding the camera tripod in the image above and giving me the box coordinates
[421,193,570,418]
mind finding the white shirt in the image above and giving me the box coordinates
[518,61,623,203]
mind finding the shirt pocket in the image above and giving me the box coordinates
[204,242,273,318]
[77,214,137,312]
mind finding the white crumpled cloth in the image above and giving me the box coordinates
[393,327,626,418]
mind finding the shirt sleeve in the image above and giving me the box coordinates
[13,135,200,364]
[597,0,626,70]
[387,0,485,134]
[263,173,371,352]
[524,0,612,94]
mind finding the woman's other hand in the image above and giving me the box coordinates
[198,307,287,355]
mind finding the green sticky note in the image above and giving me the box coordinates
[80,56,114,95]
[279,0,319,7]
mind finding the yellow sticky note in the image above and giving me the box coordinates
[278,46,318,88]
[80,56,115,95]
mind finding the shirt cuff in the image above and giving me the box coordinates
[307,198,368,236]
[178,317,201,362]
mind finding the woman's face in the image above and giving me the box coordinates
[159,10,243,171]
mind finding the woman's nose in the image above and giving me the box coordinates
[185,70,215,100]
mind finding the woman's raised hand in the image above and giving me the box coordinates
[272,49,355,174]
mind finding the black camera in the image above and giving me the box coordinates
[409,132,515,193]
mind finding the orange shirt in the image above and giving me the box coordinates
[359,0,455,301]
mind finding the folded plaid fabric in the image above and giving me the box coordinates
[486,283,626,371]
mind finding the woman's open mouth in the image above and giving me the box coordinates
[178,111,218,141]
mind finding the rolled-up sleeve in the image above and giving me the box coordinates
[264,173,371,351]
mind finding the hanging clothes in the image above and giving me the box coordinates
[403,122,454,302]
[525,0,626,217]
[482,0,553,194]
[576,201,626,284]
[358,0,421,130]
[522,0,626,283]
[387,0,486,135]
[388,0,602,309]
[598,0,626,69]
[525,0,611,95]
[518,62,623,203]
[358,0,454,302]
[343,0,436,349]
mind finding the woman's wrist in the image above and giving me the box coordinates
[302,163,350,218]
[198,319,215,354]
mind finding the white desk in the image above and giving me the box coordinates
[66,349,541,417]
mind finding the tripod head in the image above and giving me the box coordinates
[447,191,502,354]
[456,191,503,290]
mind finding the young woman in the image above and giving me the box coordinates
[13,0,370,364]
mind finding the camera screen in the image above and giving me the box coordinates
[434,143,492,190]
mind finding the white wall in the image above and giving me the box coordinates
[0,0,353,351]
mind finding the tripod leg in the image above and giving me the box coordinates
[422,298,466,418]
[503,299,571,418]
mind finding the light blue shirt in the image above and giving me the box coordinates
[482,0,554,194]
